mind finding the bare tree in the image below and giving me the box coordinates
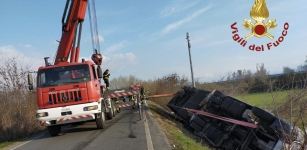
[0,56,44,143]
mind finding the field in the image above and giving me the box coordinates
[235,90,291,110]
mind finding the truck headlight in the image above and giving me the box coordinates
[36,112,48,117]
[84,105,98,111]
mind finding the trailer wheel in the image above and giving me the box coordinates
[48,125,61,136]
[96,111,106,129]
[189,122,202,132]
[208,94,222,105]
[212,90,227,99]
[252,106,276,123]
[190,114,207,128]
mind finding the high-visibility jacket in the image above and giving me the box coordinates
[103,71,110,80]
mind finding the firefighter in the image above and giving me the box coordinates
[103,69,110,90]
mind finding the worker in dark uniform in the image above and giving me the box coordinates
[103,69,110,91]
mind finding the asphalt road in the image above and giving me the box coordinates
[6,101,171,150]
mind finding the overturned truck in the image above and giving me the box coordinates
[167,87,305,150]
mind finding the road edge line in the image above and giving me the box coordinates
[7,132,46,150]
[144,100,154,150]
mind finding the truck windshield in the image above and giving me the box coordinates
[37,64,91,88]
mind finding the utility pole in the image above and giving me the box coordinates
[186,32,195,88]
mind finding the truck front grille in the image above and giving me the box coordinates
[48,90,82,104]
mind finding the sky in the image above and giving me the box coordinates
[0,0,306,83]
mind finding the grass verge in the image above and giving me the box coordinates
[236,90,306,129]
[0,129,46,150]
[235,90,290,108]
[147,100,211,150]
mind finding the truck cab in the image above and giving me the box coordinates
[33,61,108,136]
[36,61,102,109]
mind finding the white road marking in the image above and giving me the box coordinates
[145,100,153,116]
[144,100,154,150]
[8,132,46,150]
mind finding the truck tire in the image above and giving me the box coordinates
[212,90,227,99]
[96,111,106,129]
[106,107,114,119]
[112,101,116,117]
[252,106,276,123]
[190,122,202,132]
[208,94,222,105]
[48,125,61,136]
[190,115,207,128]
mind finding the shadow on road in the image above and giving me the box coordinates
[22,108,134,142]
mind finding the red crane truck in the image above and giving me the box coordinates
[27,0,114,136]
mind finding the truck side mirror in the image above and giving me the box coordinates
[97,66,102,78]
[28,73,33,91]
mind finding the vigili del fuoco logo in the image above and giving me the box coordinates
[231,0,289,51]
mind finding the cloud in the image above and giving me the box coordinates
[158,5,212,36]
[79,52,137,73]
[197,73,215,82]
[92,35,104,42]
[24,44,32,48]
[203,40,232,47]
[0,45,16,57]
[104,53,137,65]
[81,35,104,44]
[0,45,44,70]
[161,7,176,18]
[160,0,199,18]
[105,41,127,53]
[101,53,137,73]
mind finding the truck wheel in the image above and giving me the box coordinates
[189,122,202,132]
[112,101,116,117]
[106,106,114,120]
[252,107,276,123]
[96,111,106,129]
[208,94,222,105]
[48,125,61,136]
[212,90,227,99]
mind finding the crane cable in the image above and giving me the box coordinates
[92,0,100,54]
[88,0,101,54]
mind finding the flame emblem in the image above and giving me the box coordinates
[242,0,277,39]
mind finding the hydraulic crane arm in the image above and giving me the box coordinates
[54,0,88,65]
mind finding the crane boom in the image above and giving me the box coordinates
[54,0,88,65]
[28,0,114,137]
